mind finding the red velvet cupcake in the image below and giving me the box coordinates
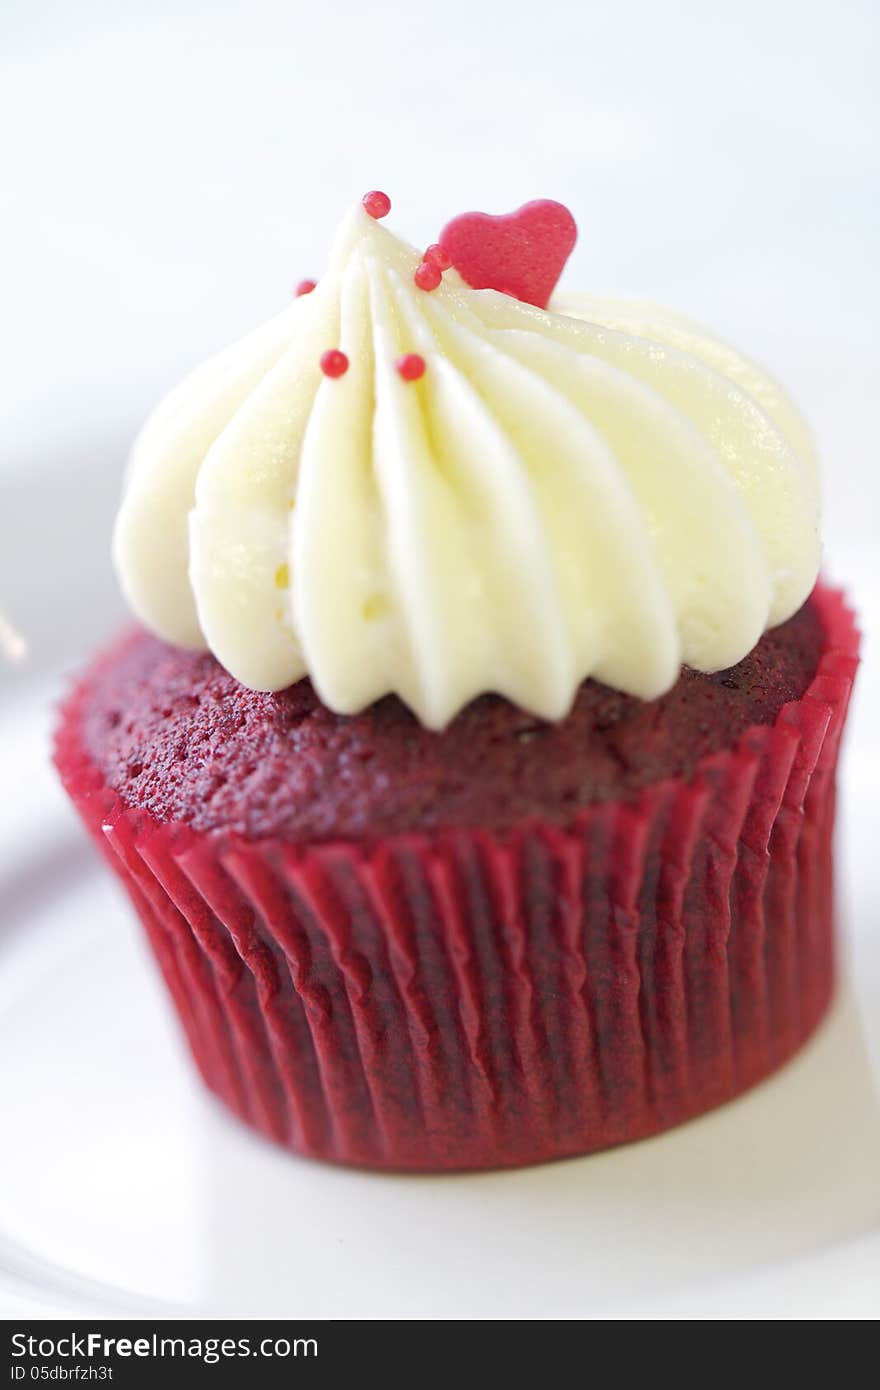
[55,195,858,1170]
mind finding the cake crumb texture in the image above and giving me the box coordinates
[74,599,824,842]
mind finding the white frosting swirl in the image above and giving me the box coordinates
[114,204,821,728]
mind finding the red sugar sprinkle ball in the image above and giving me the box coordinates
[362,190,391,220]
[320,349,349,378]
[295,278,317,296]
[414,261,442,292]
[396,353,426,382]
[423,243,451,271]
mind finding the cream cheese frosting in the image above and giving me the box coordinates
[114,202,821,729]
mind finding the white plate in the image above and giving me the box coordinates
[2,3,878,1318]
[1,642,879,1320]
[2,409,880,1319]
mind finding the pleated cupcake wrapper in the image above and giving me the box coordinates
[54,585,859,1171]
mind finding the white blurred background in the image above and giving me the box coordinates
[0,0,878,1319]
[1,0,877,674]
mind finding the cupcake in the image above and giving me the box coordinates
[55,193,858,1171]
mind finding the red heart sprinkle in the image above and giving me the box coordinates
[438,200,577,309]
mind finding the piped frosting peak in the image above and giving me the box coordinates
[114,197,820,728]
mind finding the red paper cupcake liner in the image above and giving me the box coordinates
[54,584,859,1171]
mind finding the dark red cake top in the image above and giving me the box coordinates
[72,600,823,843]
